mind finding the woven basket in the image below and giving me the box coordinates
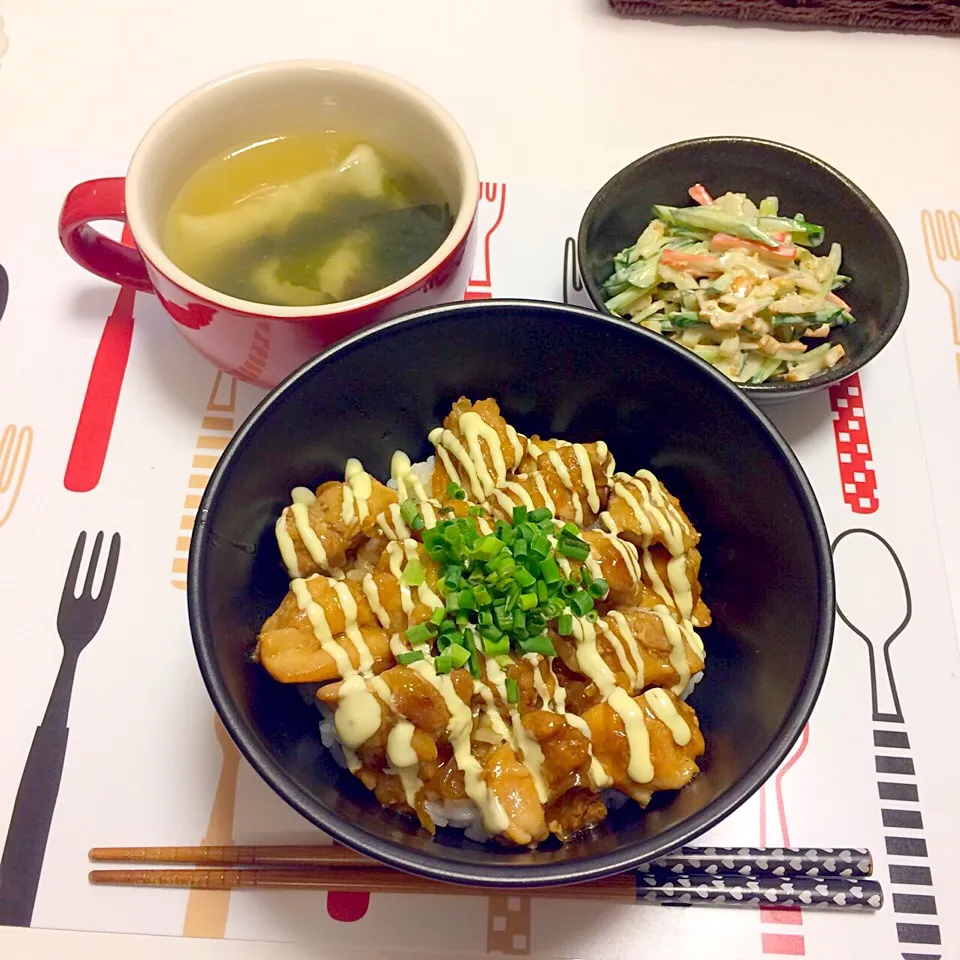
[610,0,960,34]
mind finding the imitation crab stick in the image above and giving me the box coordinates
[710,233,797,262]
[659,249,720,275]
[688,183,714,206]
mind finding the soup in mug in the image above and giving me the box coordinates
[162,132,454,307]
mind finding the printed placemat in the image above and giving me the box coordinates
[0,153,958,958]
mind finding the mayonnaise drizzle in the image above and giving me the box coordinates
[334,674,382,748]
[408,658,510,832]
[608,687,654,783]
[606,610,644,691]
[571,615,617,698]
[505,425,524,465]
[547,450,583,524]
[362,573,391,628]
[532,472,556,515]
[644,688,691,746]
[290,502,329,567]
[275,508,301,578]
[343,458,373,525]
[291,577,354,678]
[572,444,600,514]
[330,580,374,674]
[387,720,424,808]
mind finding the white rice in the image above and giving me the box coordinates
[386,455,435,492]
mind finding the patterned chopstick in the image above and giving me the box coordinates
[640,846,873,879]
[89,843,872,879]
[88,865,883,910]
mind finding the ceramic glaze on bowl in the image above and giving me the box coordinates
[187,299,834,887]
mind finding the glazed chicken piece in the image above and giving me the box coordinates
[482,741,549,846]
[604,471,699,556]
[549,606,705,709]
[636,543,712,627]
[276,469,399,578]
[583,689,705,807]
[483,441,616,528]
[545,788,609,842]
[429,398,527,502]
[257,541,442,683]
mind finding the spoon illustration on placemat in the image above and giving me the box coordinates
[0,530,121,925]
[833,528,942,958]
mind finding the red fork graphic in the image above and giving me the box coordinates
[759,725,811,956]
[63,226,137,492]
[464,182,507,301]
[828,374,878,514]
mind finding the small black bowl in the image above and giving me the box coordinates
[188,299,834,887]
[578,137,909,401]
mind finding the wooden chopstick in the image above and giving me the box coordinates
[89,843,873,879]
[88,864,883,910]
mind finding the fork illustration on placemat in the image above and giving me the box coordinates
[921,209,960,385]
[465,183,507,302]
[833,528,941,959]
[0,530,121,926]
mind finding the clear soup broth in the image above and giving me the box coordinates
[161,132,454,307]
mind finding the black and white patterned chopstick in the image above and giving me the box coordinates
[638,846,872,879]
[633,873,883,910]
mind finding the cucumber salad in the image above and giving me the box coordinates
[602,184,855,383]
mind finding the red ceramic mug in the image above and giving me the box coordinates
[59,61,479,388]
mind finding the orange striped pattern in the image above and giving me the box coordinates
[170,373,238,589]
[232,320,271,384]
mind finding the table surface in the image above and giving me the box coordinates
[1,1,959,957]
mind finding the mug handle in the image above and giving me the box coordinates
[58,178,153,292]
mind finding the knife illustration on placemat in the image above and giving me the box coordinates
[833,528,942,957]
[0,530,121,925]
[63,227,138,493]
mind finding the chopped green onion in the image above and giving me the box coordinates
[557,540,590,561]
[396,650,425,665]
[518,635,557,656]
[557,613,574,636]
[514,568,536,589]
[561,522,579,538]
[512,505,528,525]
[447,643,471,668]
[446,482,467,501]
[430,607,446,625]
[468,504,486,517]
[570,590,594,616]
[402,559,425,587]
[411,514,425,531]
[530,535,552,560]
[400,500,421,527]
[536,581,549,604]
[512,538,528,558]
[527,611,546,630]
[585,610,599,623]
[472,536,504,561]
[544,598,565,619]
[518,592,538,611]
[505,677,519,704]
[456,612,469,627]
[473,584,492,606]
[561,581,578,598]
[482,633,510,656]
[406,622,435,646]
[529,506,552,523]
[434,654,454,674]
[539,557,561,583]
[458,588,477,611]
[512,610,527,632]
[588,578,609,599]
[478,609,494,626]
[445,592,460,612]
